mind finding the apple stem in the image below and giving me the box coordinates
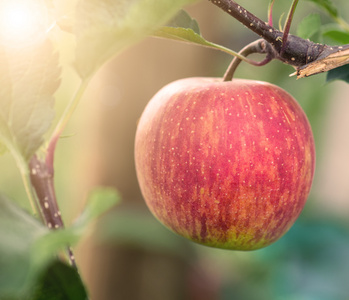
[209,0,349,77]
[223,39,273,81]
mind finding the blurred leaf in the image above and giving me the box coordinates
[0,187,117,298]
[0,40,61,162]
[35,186,121,255]
[72,186,121,231]
[154,10,238,56]
[31,261,88,300]
[221,219,349,300]
[97,208,195,259]
[166,9,200,34]
[296,14,321,40]
[256,220,349,300]
[322,25,349,44]
[73,0,198,78]
[0,194,48,298]
[304,0,338,18]
[326,64,349,83]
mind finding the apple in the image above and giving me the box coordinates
[135,77,315,251]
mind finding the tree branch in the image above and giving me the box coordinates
[209,0,349,78]
[29,155,77,269]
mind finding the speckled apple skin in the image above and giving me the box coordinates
[135,78,315,250]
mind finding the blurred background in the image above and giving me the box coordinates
[1,0,349,299]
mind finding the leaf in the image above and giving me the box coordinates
[296,14,322,41]
[322,25,349,44]
[73,0,199,78]
[0,40,61,162]
[35,186,121,257]
[153,10,239,56]
[166,9,200,34]
[96,208,195,260]
[304,0,338,18]
[0,194,48,298]
[31,261,88,300]
[326,64,349,83]
[72,186,121,232]
[0,187,118,298]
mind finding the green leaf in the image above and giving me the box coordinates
[97,208,195,260]
[322,26,349,44]
[72,186,121,232]
[31,261,88,300]
[0,40,61,162]
[73,0,198,79]
[296,14,322,40]
[0,187,117,298]
[153,10,240,57]
[35,186,121,256]
[327,64,349,83]
[0,194,48,298]
[305,0,338,18]
[166,9,200,34]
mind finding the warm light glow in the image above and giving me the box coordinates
[0,0,52,47]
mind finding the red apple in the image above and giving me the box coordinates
[135,77,315,250]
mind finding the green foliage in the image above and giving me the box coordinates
[296,13,322,41]
[0,40,60,162]
[322,24,349,44]
[31,261,88,300]
[0,194,47,298]
[304,0,338,18]
[0,187,119,299]
[217,219,349,300]
[154,10,241,57]
[33,187,121,264]
[97,208,195,259]
[73,0,199,79]
[327,65,349,82]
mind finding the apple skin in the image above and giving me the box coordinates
[135,78,315,251]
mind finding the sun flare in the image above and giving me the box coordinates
[0,0,52,47]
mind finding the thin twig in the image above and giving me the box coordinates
[281,0,299,54]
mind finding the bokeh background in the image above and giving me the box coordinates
[1,0,349,299]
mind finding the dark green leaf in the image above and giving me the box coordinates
[31,261,88,300]
[73,0,198,78]
[326,64,349,83]
[305,0,338,18]
[0,40,61,161]
[296,14,322,40]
